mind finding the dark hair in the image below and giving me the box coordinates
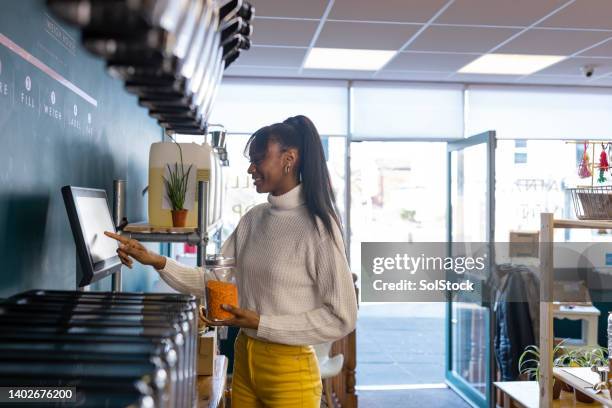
[245,115,342,241]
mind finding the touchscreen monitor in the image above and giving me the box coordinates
[61,186,121,287]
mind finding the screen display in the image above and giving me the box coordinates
[75,196,118,264]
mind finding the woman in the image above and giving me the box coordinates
[106,115,358,408]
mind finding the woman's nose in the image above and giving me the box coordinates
[247,163,256,174]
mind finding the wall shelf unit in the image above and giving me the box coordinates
[539,213,612,407]
[123,181,220,267]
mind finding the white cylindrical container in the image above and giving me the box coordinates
[148,142,215,228]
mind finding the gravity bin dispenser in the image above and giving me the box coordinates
[47,0,254,135]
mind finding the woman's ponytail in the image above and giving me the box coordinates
[283,115,342,240]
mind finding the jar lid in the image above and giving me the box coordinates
[205,255,234,267]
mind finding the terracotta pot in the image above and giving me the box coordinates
[171,209,188,227]
[553,380,562,400]
[574,389,595,404]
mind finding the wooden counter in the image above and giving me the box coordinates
[494,381,605,408]
[554,367,612,407]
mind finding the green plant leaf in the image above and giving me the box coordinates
[162,137,194,211]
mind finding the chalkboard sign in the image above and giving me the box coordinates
[0,0,162,296]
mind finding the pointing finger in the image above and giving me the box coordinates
[105,231,130,244]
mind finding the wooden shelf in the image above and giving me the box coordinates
[124,223,201,244]
[121,221,222,245]
[553,219,612,230]
[124,222,197,234]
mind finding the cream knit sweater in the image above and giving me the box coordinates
[157,184,358,345]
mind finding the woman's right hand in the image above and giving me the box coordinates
[104,231,166,270]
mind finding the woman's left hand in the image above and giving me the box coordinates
[202,304,260,330]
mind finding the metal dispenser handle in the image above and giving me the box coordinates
[197,181,209,267]
[112,179,125,292]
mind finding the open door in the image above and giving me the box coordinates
[446,131,496,408]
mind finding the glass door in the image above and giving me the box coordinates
[350,141,448,389]
[446,131,496,408]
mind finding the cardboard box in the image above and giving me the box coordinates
[509,231,539,258]
[197,375,213,400]
[197,328,217,376]
[553,280,591,304]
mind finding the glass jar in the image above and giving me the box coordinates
[203,255,237,322]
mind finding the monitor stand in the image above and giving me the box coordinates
[76,259,90,291]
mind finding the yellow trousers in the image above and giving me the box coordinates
[231,331,322,408]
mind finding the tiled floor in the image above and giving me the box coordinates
[357,389,471,408]
[355,303,470,407]
[357,303,446,386]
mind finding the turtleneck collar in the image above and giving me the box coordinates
[268,184,305,211]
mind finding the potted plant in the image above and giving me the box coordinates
[519,341,568,400]
[163,140,193,228]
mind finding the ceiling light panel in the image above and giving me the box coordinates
[458,53,565,75]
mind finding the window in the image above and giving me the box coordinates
[496,139,610,242]
[209,78,348,136]
[514,152,527,164]
[221,134,267,233]
[466,85,612,140]
[515,140,527,148]
[351,82,464,139]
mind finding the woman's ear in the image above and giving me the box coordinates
[283,147,299,169]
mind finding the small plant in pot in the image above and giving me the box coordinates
[519,341,568,400]
[163,141,193,228]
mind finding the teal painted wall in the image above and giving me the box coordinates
[0,0,161,296]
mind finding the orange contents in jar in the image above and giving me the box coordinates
[206,280,238,321]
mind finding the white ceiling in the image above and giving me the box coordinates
[226,0,612,87]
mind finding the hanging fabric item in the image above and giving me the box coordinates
[598,144,609,183]
[608,143,612,176]
[578,141,592,179]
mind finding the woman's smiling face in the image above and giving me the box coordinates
[248,140,285,194]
